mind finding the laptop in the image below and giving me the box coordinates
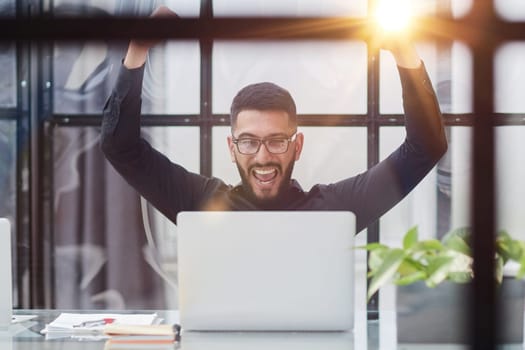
[0,218,12,329]
[176,211,355,331]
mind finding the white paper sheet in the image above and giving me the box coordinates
[41,313,160,335]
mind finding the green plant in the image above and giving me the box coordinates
[359,226,525,301]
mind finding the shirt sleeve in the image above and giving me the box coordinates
[327,62,448,232]
[100,63,226,223]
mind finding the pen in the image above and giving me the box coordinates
[73,318,115,328]
[174,324,181,342]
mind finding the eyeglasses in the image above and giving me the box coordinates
[232,133,297,155]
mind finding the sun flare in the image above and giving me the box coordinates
[374,0,413,33]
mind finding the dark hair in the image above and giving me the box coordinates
[230,82,297,128]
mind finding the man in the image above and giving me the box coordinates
[100,7,447,233]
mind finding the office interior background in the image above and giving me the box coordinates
[0,0,524,331]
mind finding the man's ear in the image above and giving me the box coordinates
[294,132,304,161]
[227,136,236,163]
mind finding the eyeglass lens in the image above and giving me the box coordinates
[237,138,289,154]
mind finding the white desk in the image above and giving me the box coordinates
[1,310,521,350]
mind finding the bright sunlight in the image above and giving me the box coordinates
[374,0,414,33]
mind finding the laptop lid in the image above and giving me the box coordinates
[177,211,355,331]
[0,218,12,329]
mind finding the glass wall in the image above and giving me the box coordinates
[0,34,16,224]
[0,121,16,220]
[0,0,17,308]
[0,43,16,108]
[52,125,199,309]
[495,0,525,21]
[495,42,525,241]
[53,40,201,115]
[212,41,367,115]
[213,0,367,17]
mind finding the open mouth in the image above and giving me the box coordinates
[252,167,278,184]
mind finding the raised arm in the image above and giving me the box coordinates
[330,41,447,232]
[389,41,421,69]
[100,6,226,223]
[123,6,178,69]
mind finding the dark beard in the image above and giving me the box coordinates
[235,158,296,209]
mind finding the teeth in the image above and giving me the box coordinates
[254,168,276,175]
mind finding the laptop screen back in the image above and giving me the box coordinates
[177,211,355,331]
[0,218,12,328]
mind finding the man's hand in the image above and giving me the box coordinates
[371,24,421,69]
[123,6,179,69]
[386,37,421,69]
[371,0,421,69]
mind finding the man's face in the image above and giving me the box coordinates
[227,109,304,206]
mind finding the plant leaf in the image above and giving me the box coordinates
[412,239,443,253]
[398,257,426,274]
[368,248,389,272]
[367,248,405,301]
[516,249,525,279]
[355,242,388,251]
[425,256,455,288]
[442,227,471,244]
[497,230,511,240]
[443,235,471,256]
[448,271,472,284]
[394,271,426,285]
[496,233,523,263]
[495,255,504,284]
[403,226,418,250]
[446,251,472,273]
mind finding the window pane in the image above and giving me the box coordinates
[53,126,198,309]
[53,40,200,115]
[0,0,14,16]
[212,126,240,186]
[495,42,525,113]
[147,127,200,173]
[52,1,201,115]
[496,126,525,344]
[213,41,367,115]
[151,41,201,115]
[379,126,471,239]
[0,42,16,108]
[379,127,439,244]
[53,41,124,114]
[449,127,471,229]
[451,0,473,18]
[52,0,200,17]
[496,126,525,239]
[380,41,472,114]
[378,126,470,330]
[495,0,525,21]
[294,127,367,190]
[213,0,367,17]
[0,120,16,307]
[0,120,16,223]
[0,1,15,107]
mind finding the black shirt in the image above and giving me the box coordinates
[100,62,447,233]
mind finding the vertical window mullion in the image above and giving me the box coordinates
[199,0,213,177]
[366,39,381,320]
[470,3,496,348]
[15,39,32,309]
[200,39,213,177]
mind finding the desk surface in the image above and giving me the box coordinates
[0,310,520,350]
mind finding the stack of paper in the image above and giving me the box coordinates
[103,324,178,349]
[41,313,161,339]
